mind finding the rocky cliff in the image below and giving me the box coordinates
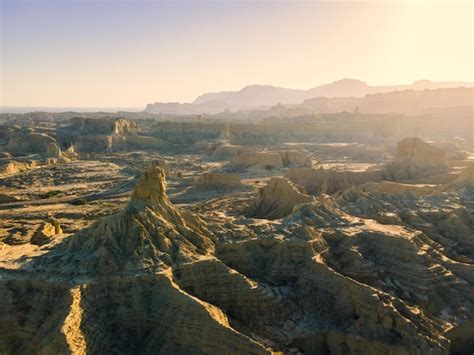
[385,137,448,180]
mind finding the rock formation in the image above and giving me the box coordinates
[6,129,57,155]
[34,162,214,275]
[30,215,63,246]
[1,162,473,354]
[385,137,448,180]
[45,142,72,164]
[68,117,139,135]
[46,142,62,158]
[284,167,383,195]
[195,173,244,190]
[59,117,161,153]
[246,177,315,219]
[277,150,312,167]
[0,160,39,175]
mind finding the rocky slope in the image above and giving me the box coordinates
[284,167,383,195]
[246,177,315,219]
[1,163,473,354]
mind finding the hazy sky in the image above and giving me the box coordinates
[1,0,472,108]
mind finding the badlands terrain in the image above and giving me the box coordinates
[0,87,474,354]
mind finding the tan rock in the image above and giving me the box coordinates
[30,216,62,246]
[385,137,448,180]
[69,117,139,135]
[277,150,312,167]
[46,142,62,158]
[246,177,315,219]
[0,160,39,175]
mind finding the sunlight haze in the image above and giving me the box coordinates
[1,0,472,108]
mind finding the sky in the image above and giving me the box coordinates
[1,0,472,108]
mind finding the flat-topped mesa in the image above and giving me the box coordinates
[246,177,315,219]
[69,117,139,136]
[396,137,447,166]
[386,137,447,180]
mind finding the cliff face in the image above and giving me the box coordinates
[396,137,447,166]
[385,137,448,180]
[69,117,139,135]
[6,130,57,155]
[59,117,164,153]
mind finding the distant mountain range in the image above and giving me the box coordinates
[144,79,473,114]
[298,87,474,115]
